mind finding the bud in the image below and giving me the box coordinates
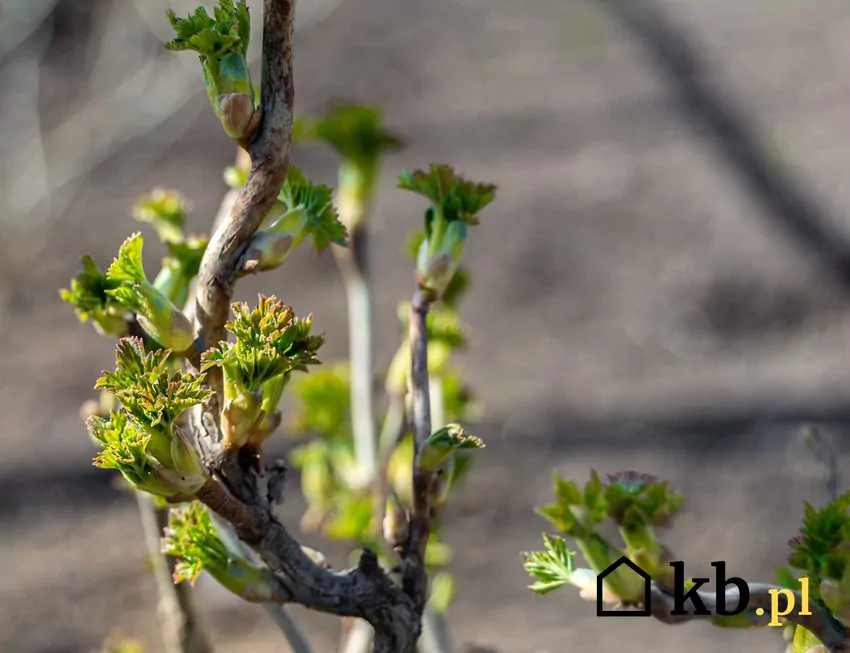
[215,93,260,141]
[417,424,482,471]
[576,533,647,604]
[155,464,207,496]
[427,474,449,509]
[382,505,409,548]
[153,258,189,308]
[242,231,295,273]
[569,567,621,605]
[170,426,206,478]
[221,391,263,450]
[135,294,195,352]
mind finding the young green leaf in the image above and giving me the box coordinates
[96,337,212,432]
[163,502,288,602]
[165,1,257,140]
[397,164,496,227]
[302,104,402,167]
[398,164,496,297]
[60,255,128,336]
[202,295,324,394]
[522,533,576,596]
[416,423,484,471]
[268,165,348,252]
[105,233,195,351]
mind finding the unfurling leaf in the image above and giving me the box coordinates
[104,233,195,351]
[522,533,576,596]
[416,423,483,472]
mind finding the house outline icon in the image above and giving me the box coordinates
[596,556,652,617]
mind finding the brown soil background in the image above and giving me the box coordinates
[4,0,850,651]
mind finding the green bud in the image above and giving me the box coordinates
[242,230,295,273]
[214,93,260,141]
[576,533,646,604]
[569,567,621,605]
[105,233,195,352]
[170,426,207,480]
[165,1,258,143]
[134,288,195,352]
[416,423,484,472]
[420,251,458,298]
[221,391,262,450]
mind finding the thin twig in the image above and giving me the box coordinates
[419,377,454,653]
[194,0,296,399]
[135,492,212,653]
[401,289,434,611]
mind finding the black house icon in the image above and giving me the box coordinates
[596,556,652,617]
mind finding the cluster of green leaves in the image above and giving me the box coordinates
[89,337,211,497]
[162,502,285,602]
[106,233,197,351]
[227,163,349,271]
[525,471,682,606]
[60,255,128,337]
[166,0,257,139]
[201,295,324,449]
[398,164,496,298]
[295,104,403,228]
[776,493,850,625]
[62,189,208,347]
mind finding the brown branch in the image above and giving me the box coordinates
[401,289,434,611]
[179,7,425,651]
[648,584,849,652]
[194,477,420,652]
[193,0,296,399]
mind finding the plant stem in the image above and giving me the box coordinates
[207,511,315,653]
[334,222,378,485]
[418,377,453,653]
[402,290,433,611]
[135,492,212,653]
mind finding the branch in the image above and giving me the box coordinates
[648,583,849,652]
[193,0,296,398]
[401,289,434,611]
[194,476,420,652]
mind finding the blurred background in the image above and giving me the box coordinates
[3,0,850,651]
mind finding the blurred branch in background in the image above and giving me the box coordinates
[597,0,850,289]
[0,0,343,321]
